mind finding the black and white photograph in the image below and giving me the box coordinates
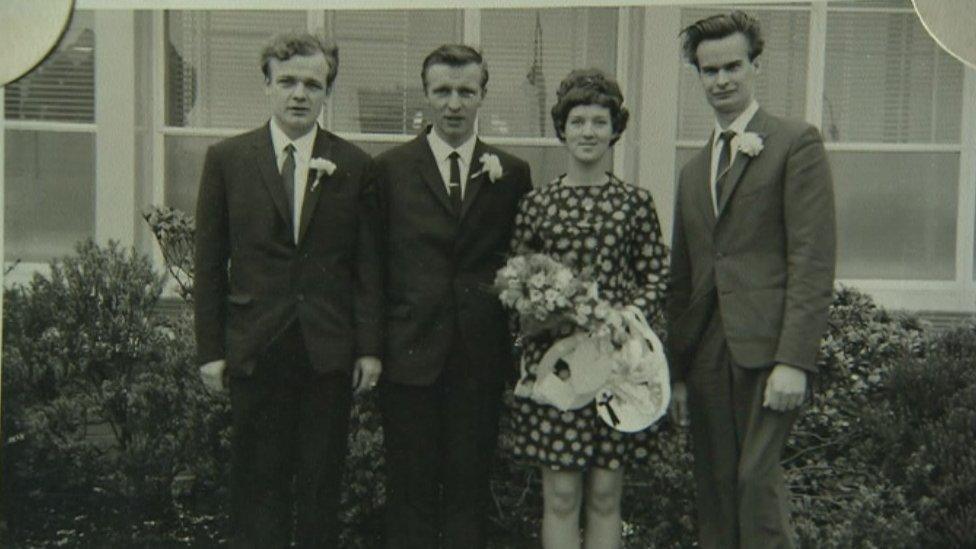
[2,0,975,547]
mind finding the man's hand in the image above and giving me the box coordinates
[353,356,382,395]
[199,359,228,393]
[669,381,690,427]
[763,363,807,412]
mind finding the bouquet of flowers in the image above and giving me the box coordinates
[494,253,628,346]
[495,254,670,431]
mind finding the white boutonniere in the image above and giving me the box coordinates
[309,157,337,191]
[472,152,504,183]
[733,132,764,157]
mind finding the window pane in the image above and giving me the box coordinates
[674,148,958,281]
[677,8,809,140]
[166,10,307,128]
[4,11,95,123]
[833,151,958,280]
[165,135,223,214]
[4,130,96,262]
[329,10,462,134]
[824,9,963,143]
[480,8,617,138]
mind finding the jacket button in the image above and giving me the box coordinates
[716,252,724,260]
[297,293,305,302]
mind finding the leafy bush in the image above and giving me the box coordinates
[870,324,976,547]
[8,210,974,547]
[786,286,927,547]
[1,240,231,544]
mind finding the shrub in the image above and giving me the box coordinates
[871,324,976,547]
[786,286,927,547]
[1,240,230,544]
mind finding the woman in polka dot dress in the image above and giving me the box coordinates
[506,69,669,548]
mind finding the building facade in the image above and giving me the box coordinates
[3,1,975,316]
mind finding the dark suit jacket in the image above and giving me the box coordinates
[666,108,836,381]
[375,132,532,386]
[193,123,382,376]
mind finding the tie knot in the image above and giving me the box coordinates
[448,151,460,161]
[720,130,736,144]
[284,143,296,155]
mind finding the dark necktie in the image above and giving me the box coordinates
[715,130,735,204]
[282,143,296,220]
[448,151,462,214]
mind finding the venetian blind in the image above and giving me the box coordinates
[823,7,963,143]
[677,8,809,141]
[328,10,462,135]
[166,11,307,129]
[479,8,617,139]
[4,11,95,123]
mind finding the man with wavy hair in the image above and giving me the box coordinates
[193,32,382,548]
[667,11,836,549]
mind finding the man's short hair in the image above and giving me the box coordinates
[550,68,629,146]
[260,32,339,90]
[421,44,489,93]
[679,11,764,69]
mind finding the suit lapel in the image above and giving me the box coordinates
[716,109,768,217]
[690,142,716,229]
[413,135,456,217]
[459,140,488,221]
[252,124,292,232]
[297,127,334,245]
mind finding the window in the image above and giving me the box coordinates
[677,7,809,140]
[327,10,462,135]
[4,11,96,263]
[479,8,617,139]
[161,8,621,215]
[825,2,964,280]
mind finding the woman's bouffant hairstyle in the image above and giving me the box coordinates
[680,11,764,69]
[260,32,339,91]
[550,69,629,146]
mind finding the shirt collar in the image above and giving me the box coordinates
[269,117,317,160]
[427,127,477,165]
[713,99,759,146]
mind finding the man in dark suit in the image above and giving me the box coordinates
[373,44,532,549]
[666,12,836,549]
[193,32,382,548]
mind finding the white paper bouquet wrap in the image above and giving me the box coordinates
[498,254,670,432]
[594,306,671,432]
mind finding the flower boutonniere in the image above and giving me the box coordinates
[472,152,504,183]
[733,132,764,157]
[309,157,337,191]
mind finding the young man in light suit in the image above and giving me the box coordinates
[193,32,382,548]
[666,12,836,549]
[373,44,532,549]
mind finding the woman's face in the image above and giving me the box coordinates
[563,103,617,165]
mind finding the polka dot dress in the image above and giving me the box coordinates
[506,173,669,471]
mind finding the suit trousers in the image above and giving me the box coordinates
[228,323,352,549]
[379,335,504,549]
[686,300,799,549]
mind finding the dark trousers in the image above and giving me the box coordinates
[380,340,504,549]
[228,324,352,549]
[686,309,799,549]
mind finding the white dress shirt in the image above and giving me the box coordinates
[709,99,759,215]
[427,129,477,200]
[269,118,317,242]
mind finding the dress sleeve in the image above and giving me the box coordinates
[627,189,670,327]
[510,190,542,256]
